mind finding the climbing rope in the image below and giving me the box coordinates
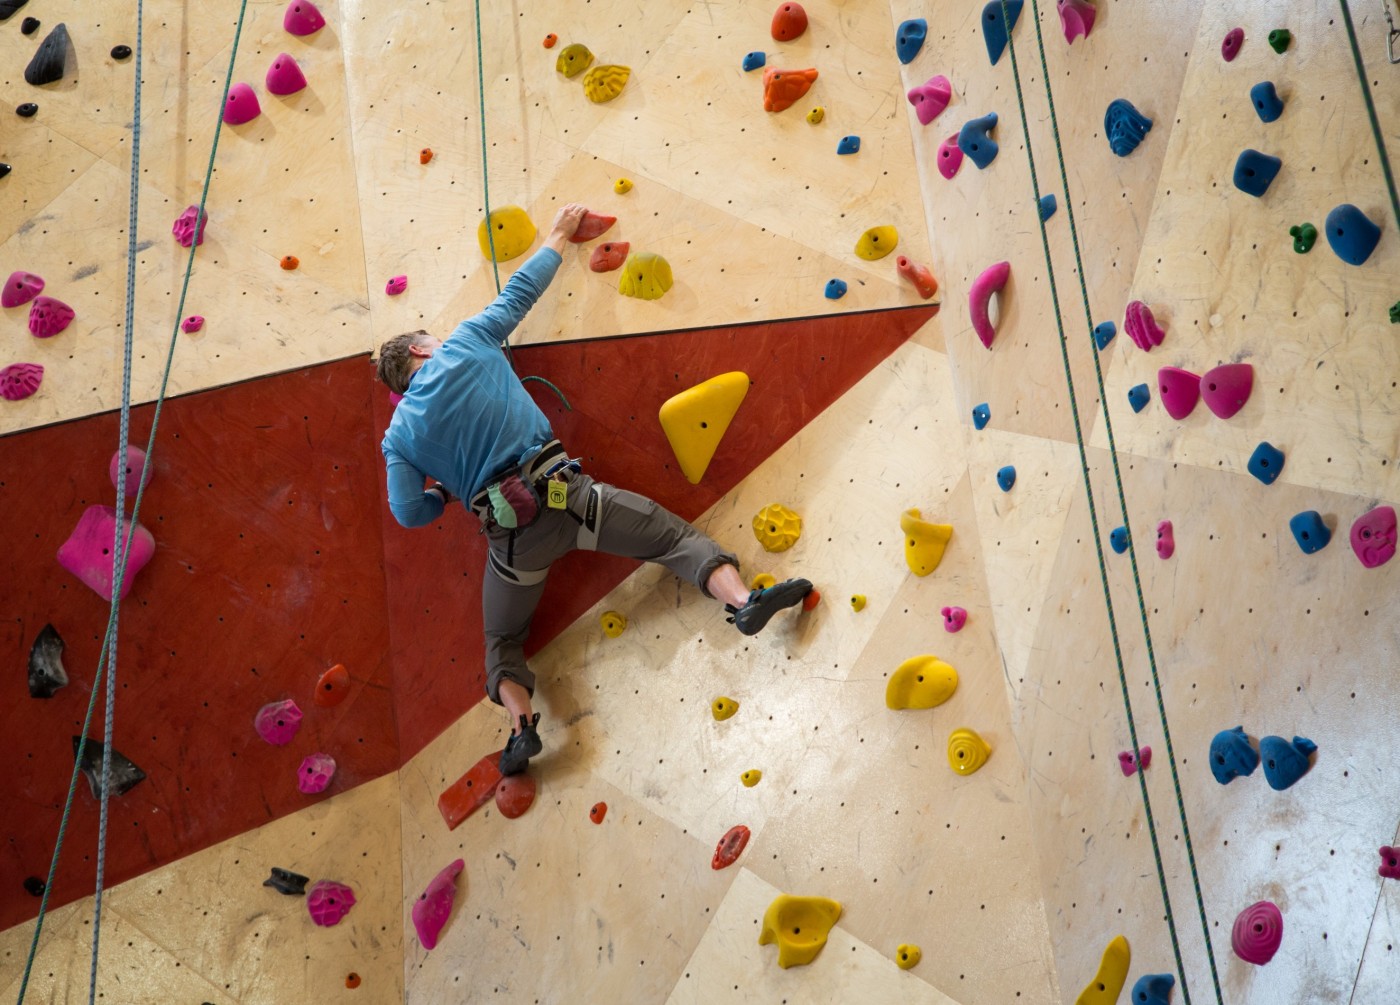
[1340,0,1400,226]
[15,3,252,1001]
[997,2,1224,1002]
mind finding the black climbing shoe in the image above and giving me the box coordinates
[499,712,542,776]
[726,578,813,636]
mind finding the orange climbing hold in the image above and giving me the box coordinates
[345,973,361,989]
[802,588,822,612]
[437,750,504,830]
[494,773,536,819]
[280,255,299,271]
[568,210,617,243]
[712,824,751,869]
[590,801,608,824]
[543,33,558,49]
[762,67,819,113]
[897,256,938,300]
[314,663,350,707]
[589,241,630,273]
[419,148,433,164]
[771,2,809,42]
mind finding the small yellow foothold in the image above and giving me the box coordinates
[1075,935,1131,1005]
[758,895,843,969]
[555,43,594,78]
[614,177,634,194]
[583,64,631,103]
[806,106,825,124]
[947,728,992,775]
[886,655,959,710]
[855,225,899,261]
[741,769,763,787]
[712,696,739,721]
[751,573,777,591]
[753,503,802,552]
[618,251,674,301]
[850,594,866,612]
[900,508,953,576]
[477,206,537,263]
[600,611,627,637]
[658,371,750,483]
[895,944,922,970]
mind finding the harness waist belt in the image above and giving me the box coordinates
[469,439,568,515]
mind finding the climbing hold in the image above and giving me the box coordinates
[543,33,558,49]
[345,973,361,989]
[896,256,938,300]
[937,133,964,179]
[1157,367,1200,420]
[110,445,151,497]
[618,251,674,300]
[1247,442,1285,485]
[896,19,928,65]
[1259,735,1316,791]
[73,736,146,799]
[982,0,1023,65]
[477,206,537,263]
[659,371,749,483]
[0,164,13,179]
[1222,28,1245,61]
[263,867,309,895]
[2,270,44,307]
[1380,847,1400,880]
[172,206,208,248]
[614,177,633,194]
[24,23,70,86]
[741,769,762,787]
[1040,193,1058,222]
[1124,300,1164,351]
[1267,29,1291,54]
[1127,383,1150,413]
[996,465,1016,492]
[886,655,959,711]
[590,802,607,824]
[600,611,627,637]
[1075,936,1130,1005]
[568,211,617,243]
[266,54,308,96]
[941,606,967,632]
[583,65,631,103]
[437,750,505,830]
[972,403,991,429]
[181,316,204,334]
[314,663,350,706]
[758,894,841,967]
[957,112,1000,169]
[762,67,819,113]
[753,503,803,552]
[806,106,824,124]
[495,772,536,818]
[23,877,45,897]
[57,506,155,601]
[1200,363,1253,419]
[907,75,952,125]
[850,594,866,612]
[1209,726,1259,784]
[280,255,300,271]
[420,148,433,165]
[1250,81,1284,123]
[385,275,408,296]
[16,102,37,117]
[801,589,822,613]
[0,362,43,401]
[969,260,1011,349]
[895,944,922,969]
[556,43,595,77]
[1232,901,1283,964]
[223,82,262,125]
[283,0,325,35]
[28,296,74,338]
[836,135,861,155]
[255,699,303,746]
[111,44,132,60]
[20,16,37,35]
[1234,149,1282,198]
[854,225,898,261]
[1324,204,1382,266]
[947,728,991,775]
[306,880,356,927]
[1156,520,1174,559]
[1109,526,1129,554]
[1290,222,1317,254]
[1093,320,1116,350]
[823,278,847,299]
[297,752,337,795]
[712,696,740,721]
[27,623,67,699]
[1117,746,1151,777]
[771,2,808,41]
[901,509,953,576]
[743,51,766,72]
[1104,99,1153,157]
[1057,0,1097,43]
[1351,505,1397,568]
[589,242,630,273]
[1131,974,1175,1005]
[712,824,751,870]
[1289,511,1331,554]
[412,859,464,951]
[751,573,777,591]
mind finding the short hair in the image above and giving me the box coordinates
[375,329,433,395]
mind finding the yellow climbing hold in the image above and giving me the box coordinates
[758,895,843,969]
[850,594,866,612]
[900,508,953,577]
[806,106,825,124]
[477,206,537,263]
[583,64,631,103]
[753,503,802,552]
[1075,936,1131,1005]
[895,944,922,970]
[751,572,777,591]
[614,177,634,195]
[855,225,899,261]
[600,611,627,637]
[658,371,749,483]
[947,728,991,775]
[712,696,739,721]
[885,655,958,711]
[618,251,674,301]
[741,769,763,787]
[555,43,594,77]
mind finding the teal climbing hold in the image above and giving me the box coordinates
[1105,99,1152,157]
[743,51,766,72]
[972,403,990,429]
[1039,193,1057,221]
[837,135,861,155]
[824,278,848,300]
[982,0,1023,66]
[1247,442,1285,485]
[1132,974,1175,1005]
[1110,526,1129,554]
[1260,735,1315,790]
[896,19,927,65]
[1209,726,1259,784]
[996,465,1016,492]
[1093,321,1116,351]
[1289,511,1330,553]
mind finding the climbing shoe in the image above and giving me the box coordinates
[726,578,813,636]
[499,712,542,776]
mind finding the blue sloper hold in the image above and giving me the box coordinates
[996,465,1016,491]
[972,403,990,429]
[1209,725,1259,784]
[1250,81,1284,123]
[743,51,766,72]
[1247,441,1285,484]
[1104,99,1152,157]
[837,135,861,155]
[1325,204,1382,266]
[1110,526,1129,554]
[824,278,848,300]
[1260,735,1316,791]
[1233,149,1282,197]
[982,0,1023,66]
[1093,321,1116,351]
[896,18,927,65]
[1131,973,1176,1005]
[958,112,999,169]
[1289,510,1331,554]
[1039,193,1057,221]
[1128,383,1151,413]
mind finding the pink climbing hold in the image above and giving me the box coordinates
[181,315,205,334]
[385,275,408,296]
[941,606,967,632]
[0,362,43,401]
[413,858,465,950]
[906,74,952,126]
[1222,28,1244,62]
[1156,520,1174,559]
[1057,0,1096,43]
[306,879,356,927]
[1350,505,1397,569]
[1200,363,1253,419]
[1124,300,1165,351]
[1157,367,1201,421]
[109,445,152,498]
[28,297,74,338]
[254,698,304,746]
[936,133,964,179]
[2,271,45,308]
[297,752,337,794]
[172,206,208,248]
[1118,746,1151,776]
[969,261,1011,349]
[283,0,326,36]
[1379,846,1400,880]
[1231,901,1283,965]
[223,82,262,125]
[57,505,156,601]
[265,53,308,96]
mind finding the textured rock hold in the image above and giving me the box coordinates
[297,752,336,794]
[1124,300,1165,351]
[947,728,992,775]
[181,315,205,334]
[28,296,74,338]
[762,66,818,113]
[1209,725,1259,784]
[896,256,937,299]
[28,623,68,698]
[1232,901,1283,964]
[1259,735,1315,790]
[254,699,303,746]
[172,206,208,248]
[582,64,630,103]
[752,503,802,552]
[306,880,356,927]
[618,251,673,300]
[0,362,44,401]
[24,23,69,87]
[385,275,408,296]
[1350,505,1397,569]
[73,736,146,798]
[263,867,309,895]
[941,606,967,632]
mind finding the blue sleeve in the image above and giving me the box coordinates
[450,247,563,348]
[384,443,445,528]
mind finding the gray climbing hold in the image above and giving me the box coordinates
[24,23,70,86]
[28,623,68,698]
[264,867,311,895]
[0,0,30,22]
[72,736,147,798]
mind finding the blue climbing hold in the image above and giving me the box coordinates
[837,135,861,155]
[1325,204,1382,266]
[996,465,1016,492]
[1259,735,1316,791]
[896,18,928,65]
[1131,973,1176,1005]
[972,403,990,430]
[1039,193,1057,221]
[1093,321,1116,351]
[742,51,766,72]
[1110,526,1129,554]
[1128,383,1151,413]
[982,0,1023,66]
[1233,149,1282,198]
[1104,99,1152,157]
[958,112,999,169]
[1250,81,1284,123]
[1209,726,1259,785]
[1289,510,1331,554]
[824,278,848,300]
[1247,442,1285,485]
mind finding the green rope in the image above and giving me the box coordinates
[998,3,1224,1001]
[1338,0,1400,230]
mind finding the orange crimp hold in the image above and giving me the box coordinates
[543,33,558,48]
[802,588,822,612]
[896,256,938,300]
[589,801,608,824]
[762,67,818,113]
[437,750,504,830]
[280,255,299,270]
[419,148,433,164]
[314,663,350,707]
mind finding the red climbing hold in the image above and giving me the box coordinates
[495,773,536,818]
[314,663,350,706]
[589,241,630,273]
[770,2,808,42]
[280,255,300,271]
[420,148,433,165]
[543,33,558,49]
[896,256,938,300]
[763,67,819,113]
[711,824,751,870]
[568,211,617,243]
[590,801,608,824]
[437,750,505,830]
[802,588,822,612]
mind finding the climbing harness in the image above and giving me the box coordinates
[1384,0,1400,64]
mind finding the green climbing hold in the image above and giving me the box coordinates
[1289,223,1317,254]
[1390,301,1400,325]
[1267,29,1291,53]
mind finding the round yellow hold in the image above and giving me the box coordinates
[751,573,777,591]
[807,106,825,124]
[753,503,802,552]
[741,769,762,787]
[855,225,899,261]
[885,655,958,710]
[555,43,594,78]
[614,177,634,194]
[477,206,537,263]
[947,728,992,775]
[618,251,674,300]
[600,611,627,637]
[712,696,739,721]
[583,64,631,103]
[850,594,866,612]
[895,944,922,970]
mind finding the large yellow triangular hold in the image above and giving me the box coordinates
[658,371,750,483]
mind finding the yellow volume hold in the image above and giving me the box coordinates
[477,206,537,263]
[618,251,674,301]
[658,371,749,483]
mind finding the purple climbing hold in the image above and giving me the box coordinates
[1232,901,1283,965]
[386,275,408,296]
[172,206,208,248]
[907,75,952,126]
[1222,28,1244,62]
[936,133,964,179]
[182,315,205,334]
[941,606,967,632]
[223,82,262,125]
[24,23,70,87]
[1350,505,1397,569]
[1156,520,1174,559]
[2,270,44,307]
[306,879,356,927]
[1123,300,1164,351]
[110,445,152,498]
[28,296,74,338]
[1200,363,1253,419]
[255,698,303,745]
[297,752,337,794]
[57,506,156,601]
[266,53,308,96]
[283,0,326,36]
[28,623,68,698]
[264,867,310,895]
[73,736,147,798]
[0,361,43,400]
[1157,367,1201,420]
[1057,0,1096,43]
[413,859,466,950]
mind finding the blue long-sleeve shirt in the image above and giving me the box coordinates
[381,247,561,528]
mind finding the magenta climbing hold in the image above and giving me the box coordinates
[265,53,307,96]
[1350,505,1397,569]
[1156,520,1174,559]
[1118,746,1151,776]
[223,82,261,125]
[969,261,1011,349]
[172,206,208,248]
[1057,0,1096,43]
[283,0,325,36]
[1157,367,1201,420]
[306,880,356,927]
[413,858,465,950]
[2,270,44,307]
[941,606,967,632]
[1200,363,1253,419]
[1379,847,1400,880]
[109,445,151,497]
[936,133,964,179]
[1222,28,1244,61]
[1123,300,1164,351]
[385,275,408,295]
[0,362,43,400]
[57,506,155,601]
[906,75,952,126]
[1232,901,1283,965]
[254,698,303,746]
[297,752,337,794]
[28,296,74,338]
[181,315,204,334]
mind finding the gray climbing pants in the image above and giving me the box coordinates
[480,467,738,705]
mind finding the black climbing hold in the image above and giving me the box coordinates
[111,45,132,61]
[72,736,147,799]
[24,876,46,897]
[0,0,30,22]
[28,623,68,698]
[25,23,70,86]
[16,102,38,118]
[0,164,12,179]
[264,867,311,895]
[20,15,38,34]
